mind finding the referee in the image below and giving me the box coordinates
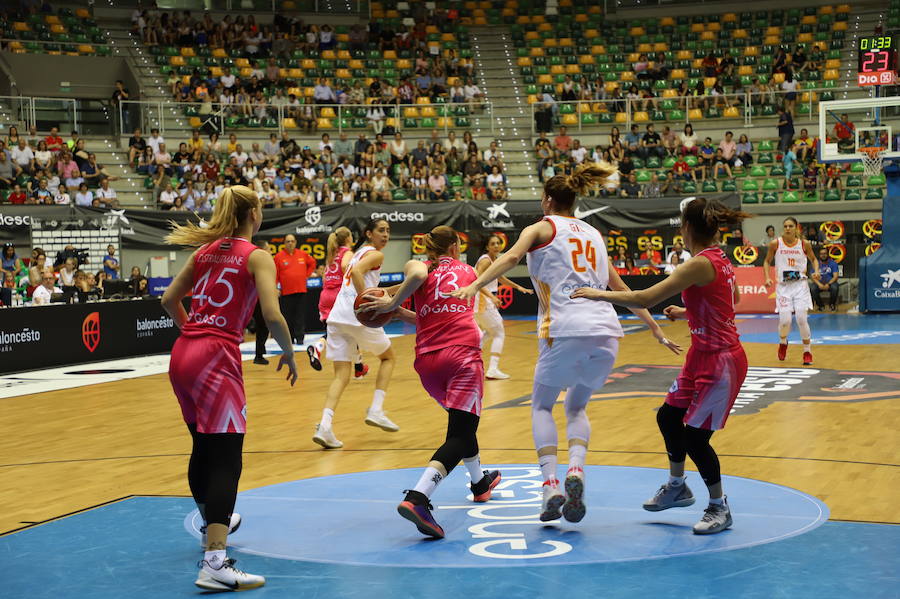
[274,234,318,346]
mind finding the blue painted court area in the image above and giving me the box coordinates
[5,466,898,599]
[738,312,900,345]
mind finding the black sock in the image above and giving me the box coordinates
[404,489,428,506]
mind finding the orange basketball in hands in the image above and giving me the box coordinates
[354,287,395,328]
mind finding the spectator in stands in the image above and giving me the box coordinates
[698,138,715,180]
[464,78,484,110]
[11,139,34,176]
[783,143,798,187]
[781,69,799,116]
[0,152,17,189]
[32,178,52,204]
[159,182,178,208]
[428,167,449,201]
[671,154,696,186]
[701,52,719,78]
[833,113,856,154]
[759,225,777,247]
[7,184,26,205]
[96,179,118,207]
[719,51,737,78]
[777,107,795,153]
[154,142,174,175]
[807,45,823,72]
[643,174,665,198]
[803,164,819,194]
[795,128,815,163]
[772,48,788,75]
[111,80,132,133]
[554,126,573,156]
[825,163,843,192]
[103,245,120,280]
[147,128,165,155]
[679,124,699,156]
[32,270,61,306]
[719,130,737,168]
[810,247,839,311]
[664,252,681,275]
[712,148,733,179]
[44,127,65,154]
[736,134,753,166]
[620,173,641,198]
[32,140,52,172]
[54,184,71,205]
[74,183,94,207]
[639,124,665,160]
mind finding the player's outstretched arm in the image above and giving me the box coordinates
[607,261,682,355]
[249,249,297,386]
[359,259,428,314]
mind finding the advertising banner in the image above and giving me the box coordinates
[734,266,777,313]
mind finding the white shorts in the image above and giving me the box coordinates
[775,280,813,313]
[534,335,619,389]
[326,322,391,362]
[475,307,504,336]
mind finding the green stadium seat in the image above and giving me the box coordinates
[742,192,759,204]
[823,189,841,201]
[867,174,886,186]
[846,175,862,187]
[762,178,779,190]
[757,152,773,164]
[782,190,800,202]
[865,187,884,199]
[844,189,861,201]
[761,192,778,203]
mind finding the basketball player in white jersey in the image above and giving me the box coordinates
[763,217,819,365]
[314,218,398,449]
[474,234,533,379]
[453,164,681,523]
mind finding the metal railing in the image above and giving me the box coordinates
[0,95,79,132]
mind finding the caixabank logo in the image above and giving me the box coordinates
[488,364,900,415]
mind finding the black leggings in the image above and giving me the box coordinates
[430,409,480,474]
[187,424,244,526]
[656,403,721,487]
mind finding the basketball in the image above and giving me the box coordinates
[354,287,395,328]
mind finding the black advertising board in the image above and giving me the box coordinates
[0,299,180,374]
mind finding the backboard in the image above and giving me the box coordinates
[817,96,900,163]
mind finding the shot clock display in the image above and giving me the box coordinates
[857,34,899,86]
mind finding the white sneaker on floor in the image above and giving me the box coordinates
[562,467,586,523]
[195,558,265,592]
[312,424,344,449]
[199,513,242,549]
[365,409,399,432]
[540,481,566,522]
[693,497,733,535]
[485,368,510,380]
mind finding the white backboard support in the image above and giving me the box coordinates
[817,96,900,163]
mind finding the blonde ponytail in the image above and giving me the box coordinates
[325,226,353,267]
[544,162,617,210]
[165,185,260,247]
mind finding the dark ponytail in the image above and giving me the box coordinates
[544,162,617,211]
[424,225,459,272]
[681,197,753,245]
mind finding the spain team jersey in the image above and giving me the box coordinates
[473,253,499,313]
[328,245,382,327]
[681,247,741,351]
[412,256,481,355]
[526,215,623,339]
[774,237,808,282]
[181,236,259,344]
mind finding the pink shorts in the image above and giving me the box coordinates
[414,345,484,416]
[318,288,339,321]
[169,335,247,434]
[665,345,748,431]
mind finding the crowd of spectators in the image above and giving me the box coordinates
[2,243,150,305]
[135,8,483,123]
[0,126,120,206]
[127,126,507,209]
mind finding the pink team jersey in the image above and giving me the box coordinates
[681,247,741,352]
[181,237,260,344]
[318,245,351,321]
[169,236,259,434]
[411,256,481,355]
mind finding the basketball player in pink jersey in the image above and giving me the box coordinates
[305,226,368,378]
[572,197,752,535]
[452,164,680,525]
[359,226,500,538]
[763,217,820,365]
[162,185,298,591]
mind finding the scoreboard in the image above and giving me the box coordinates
[857,34,898,86]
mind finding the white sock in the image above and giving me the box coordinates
[668,475,685,486]
[204,550,226,569]
[489,354,500,371]
[709,496,725,506]
[320,408,334,429]
[355,351,363,363]
[538,453,558,484]
[803,342,811,352]
[463,455,484,482]
[568,444,586,471]
[370,389,386,412]
[314,337,325,352]
[412,466,444,497]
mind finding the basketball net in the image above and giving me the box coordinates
[859,147,885,177]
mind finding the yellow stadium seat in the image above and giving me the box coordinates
[302,59,316,69]
[591,45,605,55]
[320,107,337,118]
[50,24,66,34]
[212,48,227,58]
[620,71,635,82]
[660,17,675,27]
[559,38,573,47]
[8,41,23,50]
[734,29,748,39]
[820,5,834,14]
[579,55,595,65]
[210,67,224,77]
[824,69,840,80]
[516,16,531,25]
[627,53,640,62]
[704,77,717,87]
[797,33,813,43]
[605,81,619,92]
[801,91,817,102]
[189,116,203,128]
[551,64,565,74]
[630,27,646,36]
[532,15,546,24]
[836,4,850,13]
[588,5,601,13]
[578,102,592,113]
[317,118,333,129]
[517,57,533,66]
[447,77,460,86]
[427,23,441,32]
[385,117,398,128]
[592,103,606,113]
[321,50,336,59]
[653,43,668,52]
[723,107,740,118]
[385,9,400,18]
[584,29,599,38]
[338,49,351,60]
[239,67,253,78]
[525,31,540,40]
[677,50,692,60]
[437,117,451,127]
[304,87,314,97]
[383,50,397,59]
[772,72,785,84]
[615,112,627,123]
[45,15,60,24]
[170,56,186,66]
[416,96,430,105]
[527,95,539,104]
[530,47,545,57]
[349,59,364,69]
[181,47,196,57]
[743,46,759,56]
[287,87,302,96]
[78,45,95,54]
[538,23,553,32]
[502,8,516,17]
[833,22,848,31]
[404,107,420,118]
[13,22,29,31]
[336,34,349,43]
[558,0,572,6]
[825,59,841,69]
[764,35,780,45]
[691,23,704,33]
[75,8,90,18]
[421,106,436,117]
[575,14,588,23]
[766,27,781,36]
[692,58,703,68]
[544,38,558,48]
[738,65,753,75]
[336,69,351,79]
[562,113,578,125]
[566,64,581,74]
[633,111,649,122]
[441,33,455,42]
[701,31,716,41]
[670,69,686,80]
[722,13,737,22]
[235,58,250,68]
[662,89,677,97]
[688,108,704,120]
[538,74,553,84]
[288,68,303,78]
[801,15,816,25]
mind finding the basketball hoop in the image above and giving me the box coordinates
[859,146,885,176]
